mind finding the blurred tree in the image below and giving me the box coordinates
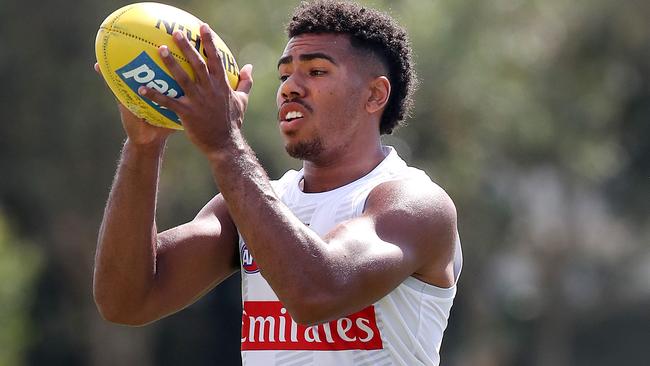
[0,210,42,366]
[397,0,650,365]
[0,0,648,365]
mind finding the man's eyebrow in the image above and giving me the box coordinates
[277,53,338,69]
[299,52,338,65]
[277,55,292,69]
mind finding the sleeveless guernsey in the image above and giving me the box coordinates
[239,146,462,366]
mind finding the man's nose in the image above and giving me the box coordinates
[280,74,306,100]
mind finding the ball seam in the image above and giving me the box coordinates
[99,26,189,63]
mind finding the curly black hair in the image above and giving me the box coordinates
[286,0,417,135]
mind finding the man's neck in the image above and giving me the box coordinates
[301,143,387,193]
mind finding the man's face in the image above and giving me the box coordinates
[276,33,369,163]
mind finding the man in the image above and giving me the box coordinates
[93,1,462,365]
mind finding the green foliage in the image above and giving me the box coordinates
[0,211,42,366]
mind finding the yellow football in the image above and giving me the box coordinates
[95,2,239,130]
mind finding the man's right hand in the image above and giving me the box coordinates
[94,62,175,148]
[94,60,240,325]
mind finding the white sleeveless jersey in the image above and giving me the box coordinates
[239,146,462,366]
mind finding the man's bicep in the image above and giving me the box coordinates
[316,215,420,321]
[144,194,239,321]
[323,179,457,309]
[363,179,458,287]
[158,194,239,274]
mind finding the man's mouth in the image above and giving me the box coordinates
[284,110,304,122]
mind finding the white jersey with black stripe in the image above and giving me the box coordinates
[239,146,462,366]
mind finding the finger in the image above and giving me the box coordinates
[94,62,100,74]
[172,30,209,85]
[138,86,186,115]
[237,64,254,94]
[158,45,197,97]
[199,24,229,86]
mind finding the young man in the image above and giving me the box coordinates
[93,1,462,365]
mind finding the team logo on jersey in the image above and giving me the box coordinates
[241,242,259,274]
[241,301,383,351]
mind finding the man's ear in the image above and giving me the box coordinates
[366,76,391,114]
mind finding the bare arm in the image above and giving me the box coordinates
[93,105,238,326]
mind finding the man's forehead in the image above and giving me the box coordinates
[281,33,353,58]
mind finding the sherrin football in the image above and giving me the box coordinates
[95,2,239,130]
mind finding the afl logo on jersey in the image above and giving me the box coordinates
[241,242,259,274]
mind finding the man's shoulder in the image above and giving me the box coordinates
[371,176,455,216]
[365,176,458,286]
[365,176,457,241]
[364,149,455,224]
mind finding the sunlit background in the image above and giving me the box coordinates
[0,0,648,365]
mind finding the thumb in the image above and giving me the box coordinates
[236,64,253,94]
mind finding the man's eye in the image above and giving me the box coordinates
[310,70,326,76]
[279,75,289,82]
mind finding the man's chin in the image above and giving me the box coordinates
[285,139,324,161]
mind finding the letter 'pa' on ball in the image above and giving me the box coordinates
[95,2,239,130]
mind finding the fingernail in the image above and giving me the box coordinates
[174,31,183,40]
[200,23,209,32]
[160,46,169,58]
[138,86,147,96]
